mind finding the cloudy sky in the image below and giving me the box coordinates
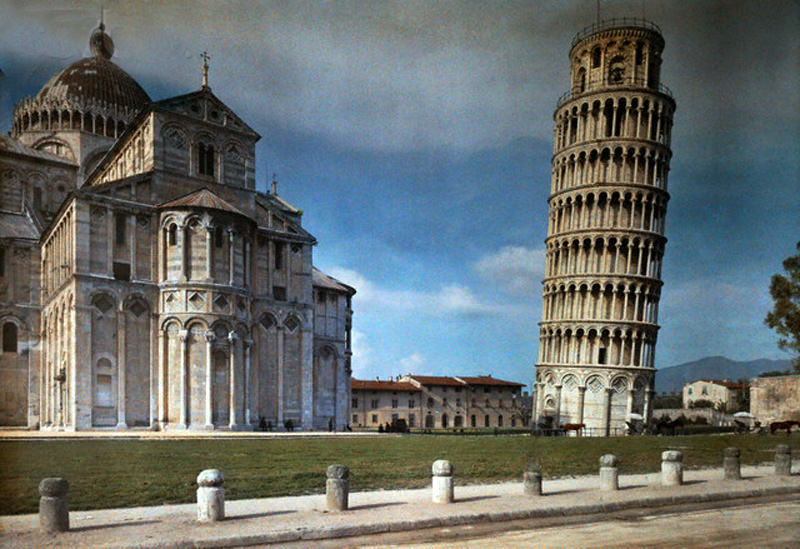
[2,1,798,387]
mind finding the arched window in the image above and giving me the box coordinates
[592,47,601,68]
[2,322,18,353]
[498,415,503,427]
[635,42,644,65]
[576,67,586,93]
[198,143,215,177]
[441,413,448,428]
[168,224,177,246]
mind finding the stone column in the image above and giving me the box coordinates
[723,447,741,480]
[157,328,167,426]
[116,311,127,429]
[244,339,252,426]
[661,450,683,486]
[432,460,454,504]
[205,225,214,281]
[603,388,613,437]
[554,384,562,426]
[204,331,215,429]
[326,464,349,511]
[228,331,238,428]
[577,386,586,425]
[196,469,224,522]
[106,208,113,277]
[775,445,791,476]
[39,478,69,533]
[626,388,634,419]
[179,329,189,428]
[277,326,284,426]
[599,454,619,491]
[228,230,235,285]
[180,224,188,281]
[643,388,653,423]
[129,215,137,279]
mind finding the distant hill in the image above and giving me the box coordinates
[655,356,793,394]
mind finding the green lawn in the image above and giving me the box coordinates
[0,433,796,515]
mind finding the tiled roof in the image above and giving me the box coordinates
[312,267,356,295]
[457,376,526,387]
[352,379,420,392]
[696,379,748,390]
[0,212,40,240]
[159,188,248,217]
[407,375,466,387]
[0,135,75,165]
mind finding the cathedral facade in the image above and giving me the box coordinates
[0,23,355,431]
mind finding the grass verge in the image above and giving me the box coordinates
[0,433,796,515]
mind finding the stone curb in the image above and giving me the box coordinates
[124,484,800,549]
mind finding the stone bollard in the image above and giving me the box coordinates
[326,464,350,511]
[431,459,454,503]
[723,447,741,480]
[774,445,792,476]
[39,478,69,533]
[599,454,619,491]
[523,469,543,496]
[661,450,683,486]
[196,469,225,522]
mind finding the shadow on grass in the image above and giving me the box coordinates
[232,510,295,520]
[71,519,160,532]
[349,501,405,511]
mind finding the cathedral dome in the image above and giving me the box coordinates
[35,23,150,111]
[12,22,150,140]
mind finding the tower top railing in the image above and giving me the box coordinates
[555,77,674,109]
[571,18,662,48]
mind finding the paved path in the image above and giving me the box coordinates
[378,497,800,548]
[1,464,798,548]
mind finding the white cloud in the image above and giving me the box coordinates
[398,352,425,373]
[474,245,545,295]
[328,266,519,316]
[349,330,374,378]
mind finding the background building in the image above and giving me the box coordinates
[534,19,675,435]
[0,22,355,431]
[682,379,747,412]
[352,375,527,430]
[351,378,422,429]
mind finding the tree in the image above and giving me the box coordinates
[764,241,800,373]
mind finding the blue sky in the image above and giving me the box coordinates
[2,1,798,387]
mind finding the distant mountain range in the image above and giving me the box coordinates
[655,356,793,394]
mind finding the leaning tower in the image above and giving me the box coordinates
[534,19,675,436]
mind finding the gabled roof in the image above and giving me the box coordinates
[312,267,356,295]
[154,88,260,139]
[158,188,248,218]
[456,376,525,387]
[352,379,420,392]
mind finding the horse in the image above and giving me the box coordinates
[562,423,585,436]
[769,420,800,436]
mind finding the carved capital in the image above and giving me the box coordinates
[227,331,238,344]
[204,331,215,343]
[179,329,189,342]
